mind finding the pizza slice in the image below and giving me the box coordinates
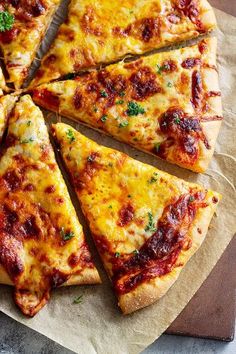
[0,0,60,89]
[31,0,217,87]
[0,94,17,140]
[0,66,7,95]
[52,123,221,314]
[32,37,222,173]
[0,95,100,317]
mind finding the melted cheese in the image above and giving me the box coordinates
[0,67,7,96]
[32,38,222,172]
[0,0,60,88]
[52,122,220,285]
[0,95,18,141]
[0,95,100,316]
[31,0,217,86]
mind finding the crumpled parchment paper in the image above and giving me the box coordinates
[0,6,236,354]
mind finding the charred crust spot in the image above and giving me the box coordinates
[73,89,83,110]
[22,216,40,238]
[43,54,57,66]
[24,183,35,192]
[212,196,218,204]
[81,6,103,36]
[0,28,19,44]
[2,170,22,192]
[140,17,159,42]
[161,60,177,73]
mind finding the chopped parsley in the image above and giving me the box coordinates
[93,106,98,112]
[167,82,173,88]
[108,205,112,209]
[133,249,139,255]
[189,195,195,203]
[20,137,34,144]
[174,117,181,124]
[115,252,120,258]
[145,212,157,233]
[60,227,75,241]
[127,194,132,198]
[119,91,125,97]
[64,73,76,80]
[148,176,158,184]
[101,115,107,122]
[154,142,161,153]
[116,100,124,105]
[156,64,169,75]
[100,90,108,98]
[119,121,129,128]
[73,295,83,304]
[127,101,145,116]
[108,162,113,167]
[27,120,32,126]
[0,11,14,32]
[66,129,75,143]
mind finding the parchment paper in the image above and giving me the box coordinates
[0,7,236,354]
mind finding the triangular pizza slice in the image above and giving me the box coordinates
[0,94,18,140]
[52,123,221,314]
[31,0,217,87]
[0,1,60,88]
[32,37,222,172]
[0,95,100,317]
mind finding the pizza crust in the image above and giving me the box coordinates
[200,0,217,29]
[118,190,221,314]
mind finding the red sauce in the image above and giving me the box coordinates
[181,58,201,69]
[198,40,208,54]
[117,204,134,227]
[201,115,223,122]
[191,70,202,109]
[81,6,102,36]
[50,269,69,288]
[113,192,207,294]
[129,66,161,101]
[161,60,177,72]
[32,89,60,111]
[205,91,221,98]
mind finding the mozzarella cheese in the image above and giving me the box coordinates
[0,0,60,88]
[0,95,100,316]
[32,38,222,172]
[31,0,217,86]
[0,94,18,140]
[53,123,220,313]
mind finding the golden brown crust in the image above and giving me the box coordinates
[200,0,217,29]
[119,190,221,314]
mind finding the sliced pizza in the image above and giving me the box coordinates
[0,0,60,89]
[52,123,221,314]
[32,37,222,172]
[0,95,100,317]
[31,0,217,87]
[0,94,18,140]
[0,66,7,95]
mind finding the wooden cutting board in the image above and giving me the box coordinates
[166,1,236,341]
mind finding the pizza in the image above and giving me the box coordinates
[31,0,217,87]
[0,67,7,95]
[52,123,221,314]
[0,0,60,89]
[0,94,18,140]
[0,95,100,317]
[31,37,223,173]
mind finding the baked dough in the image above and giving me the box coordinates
[52,122,221,314]
[31,0,217,87]
[0,95,100,316]
[32,37,222,172]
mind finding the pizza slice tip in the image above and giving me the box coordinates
[0,95,100,316]
[52,122,221,314]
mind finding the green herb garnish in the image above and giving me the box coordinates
[27,120,32,126]
[101,115,107,123]
[87,154,95,162]
[116,100,124,105]
[20,137,34,144]
[119,91,125,97]
[119,121,129,128]
[127,101,145,116]
[133,249,139,255]
[167,82,173,88]
[148,176,158,184]
[93,106,98,112]
[154,142,161,153]
[115,252,120,258]
[60,227,75,241]
[127,194,132,198]
[100,90,108,98]
[108,205,112,209]
[66,129,75,143]
[145,212,157,232]
[73,295,83,304]
[0,11,14,32]
[189,196,195,203]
